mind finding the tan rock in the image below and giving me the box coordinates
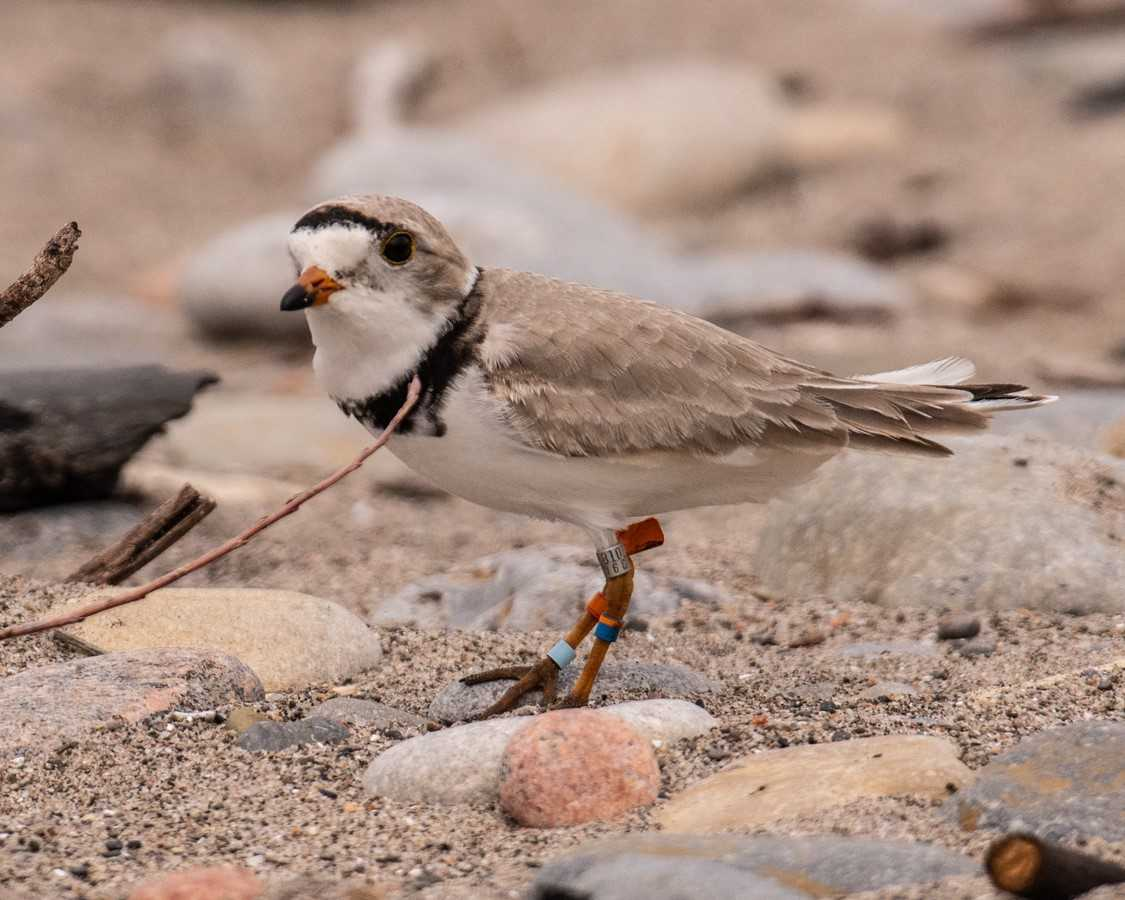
[1106,417,1125,459]
[59,588,382,692]
[499,709,660,827]
[458,61,786,214]
[129,866,263,900]
[657,735,972,832]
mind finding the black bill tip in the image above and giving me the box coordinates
[280,284,313,312]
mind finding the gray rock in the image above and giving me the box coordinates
[237,717,349,753]
[532,854,803,900]
[755,436,1125,613]
[0,295,188,372]
[0,649,263,756]
[307,697,429,729]
[369,544,725,632]
[531,834,977,899]
[989,389,1125,458]
[311,135,910,324]
[177,212,305,343]
[430,661,719,723]
[953,720,1125,840]
[364,699,715,804]
[58,588,383,693]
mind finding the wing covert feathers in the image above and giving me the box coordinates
[477,269,1055,459]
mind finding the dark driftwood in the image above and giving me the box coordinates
[65,484,216,585]
[0,366,217,512]
[0,223,81,329]
[970,3,1125,40]
[986,833,1125,899]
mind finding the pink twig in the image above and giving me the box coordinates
[0,378,421,642]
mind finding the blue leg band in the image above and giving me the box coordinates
[594,621,621,643]
[547,639,576,669]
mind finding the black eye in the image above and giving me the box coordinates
[381,231,414,265]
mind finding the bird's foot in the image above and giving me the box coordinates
[461,656,560,718]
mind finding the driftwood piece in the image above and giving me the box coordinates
[0,223,81,329]
[986,833,1125,899]
[0,378,421,643]
[65,484,217,585]
[0,366,217,512]
[969,2,1125,41]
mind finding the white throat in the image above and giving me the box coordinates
[305,286,447,402]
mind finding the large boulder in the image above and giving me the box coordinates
[754,436,1125,613]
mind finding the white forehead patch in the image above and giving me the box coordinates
[288,224,374,276]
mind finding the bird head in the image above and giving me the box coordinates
[283,195,474,317]
[282,195,477,400]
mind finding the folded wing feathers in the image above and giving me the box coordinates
[481,271,1054,459]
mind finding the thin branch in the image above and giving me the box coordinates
[0,378,421,642]
[0,222,81,329]
[65,484,217,585]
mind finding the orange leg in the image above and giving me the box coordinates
[461,518,663,719]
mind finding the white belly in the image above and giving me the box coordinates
[377,370,835,532]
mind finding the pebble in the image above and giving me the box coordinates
[369,543,725,631]
[224,707,269,735]
[429,661,719,723]
[531,834,976,899]
[936,614,981,641]
[499,710,660,827]
[306,698,429,730]
[657,735,972,832]
[127,865,263,899]
[0,649,263,756]
[236,717,350,753]
[953,720,1125,839]
[755,436,1125,613]
[59,588,383,692]
[364,699,715,805]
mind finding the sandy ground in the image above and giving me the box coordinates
[3,0,1125,897]
[2,572,1125,898]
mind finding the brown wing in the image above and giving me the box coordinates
[476,269,995,459]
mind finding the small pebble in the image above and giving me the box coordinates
[937,615,981,641]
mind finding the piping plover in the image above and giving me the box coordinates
[281,195,1053,716]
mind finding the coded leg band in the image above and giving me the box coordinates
[594,620,622,643]
[597,542,631,579]
[547,639,576,669]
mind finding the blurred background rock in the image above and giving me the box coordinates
[1,0,1122,579]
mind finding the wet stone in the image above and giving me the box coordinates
[236,717,349,753]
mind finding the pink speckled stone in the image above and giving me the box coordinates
[128,866,263,900]
[498,709,660,827]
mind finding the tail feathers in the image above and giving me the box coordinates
[815,358,1056,458]
[959,382,1057,412]
[858,356,976,386]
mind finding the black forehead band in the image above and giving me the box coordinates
[291,205,397,236]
